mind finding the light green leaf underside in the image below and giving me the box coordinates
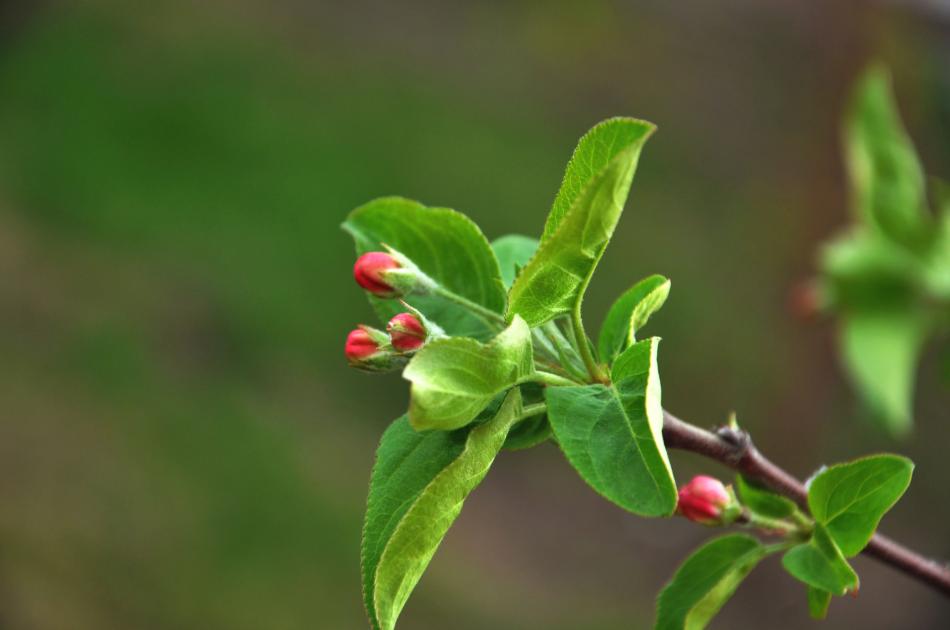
[491,234,539,289]
[598,274,670,365]
[343,196,506,338]
[656,534,773,630]
[361,417,467,630]
[364,390,523,630]
[846,65,929,249]
[807,454,914,557]
[507,118,655,327]
[841,310,926,436]
[807,587,832,620]
[546,338,676,516]
[782,524,858,596]
[735,475,797,519]
[404,315,534,431]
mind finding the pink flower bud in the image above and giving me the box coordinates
[677,475,733,525]
[345,328,380,362]
[388,312,427,352]
[788,281,820,320]
[354,252,401,298]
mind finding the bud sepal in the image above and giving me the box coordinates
[345,325,406,373]
[353,246,438,300]
[376,245,437,296]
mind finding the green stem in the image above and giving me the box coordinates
[515,403,548,423]
[790,510,814,533]
[432,286,506,327]
[571,301,607,383]
[741,511,810,540]
[535,358,577,380]
[530,371,582,387]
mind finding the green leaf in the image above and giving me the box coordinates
[507,118,655,327]
[735,475,797,519]
[404,315,534,431]
[807,587,832,620]
[846,66,930,249]
[546,338,676,516]
[502,413,551,451]
[343,197,506,338]
[361,418,465,630]
[543,118,654,239]
[491,234,539,289]
[820,229,922,312]
[361,389,523,630]
[807,454,914,557]
[782,524,859,596]
[656,534,775,630]
[840,309,927,436]
[598,274,670,365]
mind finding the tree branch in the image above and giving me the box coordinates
[662,410,950,597]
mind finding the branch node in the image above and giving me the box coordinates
[714,425,751,466]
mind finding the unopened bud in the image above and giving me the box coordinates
[345,327,381,361]
[387,312,427,352]
[354,252,401,298]
[345,325,403,372]
[677,475,739,526]
[788,280,828,321]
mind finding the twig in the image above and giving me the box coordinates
[662,410,950,597]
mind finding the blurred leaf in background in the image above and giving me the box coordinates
[819,66,950,437]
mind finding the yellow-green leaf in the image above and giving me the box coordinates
[404,316,534,430]
[362,390,523,630]
[507,118,655,327]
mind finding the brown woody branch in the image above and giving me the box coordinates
[662,410,950,597]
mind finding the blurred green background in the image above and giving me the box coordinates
[1,1,948,628]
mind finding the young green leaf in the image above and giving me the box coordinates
[807,586,832,620]
[507,118,655,327]
[361,390,523,630]
[404,315,534,431]
[343,197,506,338]
[846,66,930,250]
[546,338,676,516]
[598,274,670,365]
[807,454,914,557]
[840,310,927,437]
[735,475,797,519]
[782,525,859,596]
[491,234,539,289]
[656,534,775,630]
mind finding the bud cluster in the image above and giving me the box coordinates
[345,251,440,371]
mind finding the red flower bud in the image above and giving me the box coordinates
[388,312,427,352]
[354,252,401,298]
[345,328,380,362]
[677,475,733,525]
[788,281,820,320]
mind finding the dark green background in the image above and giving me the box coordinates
[1,1,948,628]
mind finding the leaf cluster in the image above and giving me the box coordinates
[819,66,950,436]
[344,107,921,629]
